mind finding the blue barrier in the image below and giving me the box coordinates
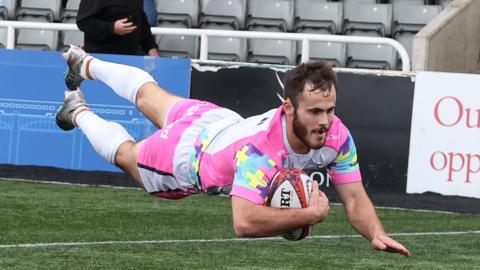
[0,49,191,172]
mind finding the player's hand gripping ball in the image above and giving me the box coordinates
[266,168,314,241]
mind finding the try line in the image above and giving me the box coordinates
[1,230,480,249]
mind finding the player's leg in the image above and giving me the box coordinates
[62,45,182,128]
[56,90,144,187]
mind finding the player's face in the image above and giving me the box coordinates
[292,84,336,151]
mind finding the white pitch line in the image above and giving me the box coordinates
[1,231,480,249]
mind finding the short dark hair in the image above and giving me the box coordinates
[283,61,337,108]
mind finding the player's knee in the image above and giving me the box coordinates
[114,140,137,168]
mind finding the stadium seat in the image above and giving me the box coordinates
[346,31,397,70]
[246,0,296,65]
[247,27,296,65]
[1,0,17,20]
[61,0,81,21]
[198,0,247,61]
[199,0,247,30]
[295,0,343,34]
[0,6,7,20]
[60,16,83,50]
[0,17,6,48]
[393,3,442,27]
[343,0,377,17]
[201,24,247,62]
[440,0,454,9]
[156,23,199,59]
[155,0,200,28]
[15,15,59,51]
[17,0,62,22]
[343,3,393,36]
[391,0,425,11]
[296,28,346,67]
[246,0,295,32]
[393,4,442,62]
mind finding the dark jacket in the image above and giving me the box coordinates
[76,0,158,55]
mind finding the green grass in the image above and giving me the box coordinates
[1,179,480,269]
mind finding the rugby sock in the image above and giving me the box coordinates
[88,59,156,105]
[75,110,135,165]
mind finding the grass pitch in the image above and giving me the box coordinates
[1,179,480,269]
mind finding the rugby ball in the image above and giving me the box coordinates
[267,168,314,241]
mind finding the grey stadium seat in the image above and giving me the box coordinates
[346,30,397,70]
[198,0,247,61]
[0,6,7,20]
[155,0,200,27]
[343,0,377,16]
[246,0,296,65]
[199,0,247,29]
[440,0,454,9]
[201,23,247,62]
[391,0,425,11]
[156,23,199,59]
[295,0,343,34]
[0,17,6,48]
[297,28,346,67]
[1,0,17,20]
[61,0,81,21]
[17,0,62,21]
[246,0,294,32]
[15,15,59,51]
[60,16,84,50]
[247,27,296,65]
[393,4,442,64]
[343,3,393,36]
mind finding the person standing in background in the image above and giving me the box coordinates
[76,0,159,56]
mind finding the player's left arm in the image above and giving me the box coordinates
[335,182,411,257]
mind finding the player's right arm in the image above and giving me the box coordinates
[231,183,329,237]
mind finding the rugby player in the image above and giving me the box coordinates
[56,45,411,256]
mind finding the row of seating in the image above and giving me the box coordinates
[0,0,453,69]
[155,0,451,68]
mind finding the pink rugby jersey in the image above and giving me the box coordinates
[189,105,361,205]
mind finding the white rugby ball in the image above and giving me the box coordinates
[267,168,313,241]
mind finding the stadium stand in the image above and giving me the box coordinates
[343,2,396,69]
[440,0,454,9]
[60,16,83,50]
[199,0,247,61]
[17,0,62,21]
[0,0,451,70]
[59,0,81,50]
[0,18,6,48]
[246,0,296,65]
[155,0,200,58]
[294,0,345,66]
[15,0,60,51]
[1,0,17,20]
[60,0,80,21]
[393,4,442,61]
[295,0,343,34]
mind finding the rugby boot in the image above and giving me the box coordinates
[62,45,94,90]
[56,90,89,131]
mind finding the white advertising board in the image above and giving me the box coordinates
[407,72,480,198]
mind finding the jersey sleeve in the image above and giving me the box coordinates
[329,133,362,184]
[229,143,279,205]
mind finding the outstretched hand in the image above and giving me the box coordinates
[372,234,411,257]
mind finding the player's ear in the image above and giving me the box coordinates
[283,98,294,115]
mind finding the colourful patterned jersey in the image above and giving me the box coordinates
[190,105,361,205]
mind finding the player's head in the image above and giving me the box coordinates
[283,61,337,152]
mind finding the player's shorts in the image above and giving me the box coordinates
[137,99,240,200]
